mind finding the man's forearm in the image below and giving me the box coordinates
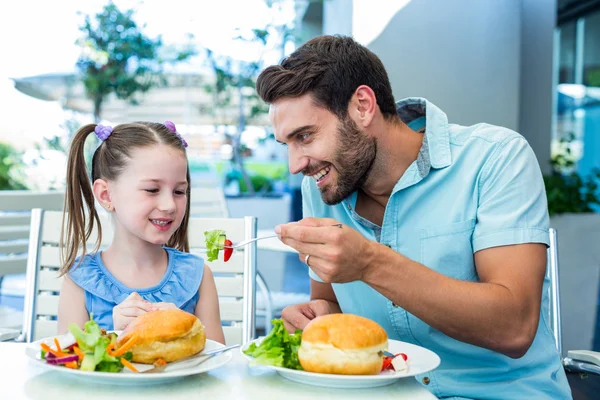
[362,244,537,358]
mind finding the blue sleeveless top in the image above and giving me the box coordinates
[69,247,204,330]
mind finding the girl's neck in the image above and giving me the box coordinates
[101,229,169,287]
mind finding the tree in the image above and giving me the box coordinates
[76,2,193,122]
[203,0,296,195]
[0,142,27,190]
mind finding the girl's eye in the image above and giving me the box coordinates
[144,189,159,193]
[174,190,187,196]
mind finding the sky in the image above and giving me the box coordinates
[0,0,295,149]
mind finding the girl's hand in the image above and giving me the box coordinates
[113,292,156,330]
[152,302,178,311]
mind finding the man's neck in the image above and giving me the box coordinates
[361,120,424,199]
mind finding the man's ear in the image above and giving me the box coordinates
[92,179,113,211]
[351,85,377,127]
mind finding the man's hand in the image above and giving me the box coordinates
[281,299,332,333]
[276,218,377,283]
[112,292,156,330]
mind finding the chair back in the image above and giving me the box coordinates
[22,209,257,346]
[21,209,112,342]
[547,228,562,356]
[187,216,257,345]
[0,191,64,278]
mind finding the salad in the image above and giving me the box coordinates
[243,319,303,370]
[40,315,138,373]
[204,229,233,262]
[244,319,409,373]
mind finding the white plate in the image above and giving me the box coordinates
[26,334,232,385]
[241,338,440,389]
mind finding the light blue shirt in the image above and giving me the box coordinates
[69,247,204,330]
[303,98,571,399]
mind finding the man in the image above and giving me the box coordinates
[256,35,571,399]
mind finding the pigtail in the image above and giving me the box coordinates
[59,124,104,275]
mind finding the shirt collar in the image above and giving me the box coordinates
[396,97,452,169]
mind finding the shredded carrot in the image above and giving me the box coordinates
[106,343,117,357]
[53,338,62,353]
[41,342,68,358]
[153,358,167,367]
[120,358,139,373]
[73,346,85,361]
[65,361,78,369]
[113,336,137,357]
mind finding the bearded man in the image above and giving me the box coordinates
[256,35,571,400]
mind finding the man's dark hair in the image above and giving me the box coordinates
[256,35,398,121]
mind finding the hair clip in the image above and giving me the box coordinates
[94,124,113,142]
[164,121,188,148]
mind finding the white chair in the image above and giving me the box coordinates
[189,186,273,334]
[548,228,600,374]
[0,191,64,279]
[19,208,257,346]
[187,216,257,345]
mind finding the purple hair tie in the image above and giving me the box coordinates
[94,124,113,141]
[164,121,188,148]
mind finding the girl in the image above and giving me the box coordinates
[57,121,225,344]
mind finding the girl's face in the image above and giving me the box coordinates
[107,144,188,247]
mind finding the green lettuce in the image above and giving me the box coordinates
[204,229,226,261]
[68,314,131,372]
[243,319,303,370]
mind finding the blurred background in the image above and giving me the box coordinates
[0,0,600,373]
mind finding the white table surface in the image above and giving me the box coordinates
[256,229,297,253]
[2,342,437,400]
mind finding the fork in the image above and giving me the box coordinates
[222,223,343,249]
[141,344,240,373]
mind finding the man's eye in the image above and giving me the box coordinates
[299,133,310,141]
[144,189,159,193]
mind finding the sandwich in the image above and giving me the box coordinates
[298,313,388,375]
[117,309,206,364]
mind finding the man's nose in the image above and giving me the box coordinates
[288,148,309,175]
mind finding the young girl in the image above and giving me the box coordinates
[57,121,225,344]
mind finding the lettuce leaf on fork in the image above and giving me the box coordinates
[243,319,303,370]
[204,229,227,262]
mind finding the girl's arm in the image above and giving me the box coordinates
[194,264,226,344]
[57,275,89,333]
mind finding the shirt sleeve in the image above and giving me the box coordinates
[472,136,550,252]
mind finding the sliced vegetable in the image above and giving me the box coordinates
[204,230,227,261]
[46,354,79,365]
[120,358,139,372]
[223,239,233,262]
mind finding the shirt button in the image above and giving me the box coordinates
[347,204,352,210]
[422,377,430,385]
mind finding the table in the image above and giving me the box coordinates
[2,342,437,400]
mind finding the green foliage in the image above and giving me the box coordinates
[544,133,600,216]
[76,2,193,121]
[0,142,27,190]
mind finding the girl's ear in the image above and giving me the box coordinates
[92,179,112,211]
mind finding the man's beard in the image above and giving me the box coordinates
[320,116,377,205]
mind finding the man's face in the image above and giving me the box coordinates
[271,94,376,205]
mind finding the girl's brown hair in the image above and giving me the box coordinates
[59,122,191,276]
